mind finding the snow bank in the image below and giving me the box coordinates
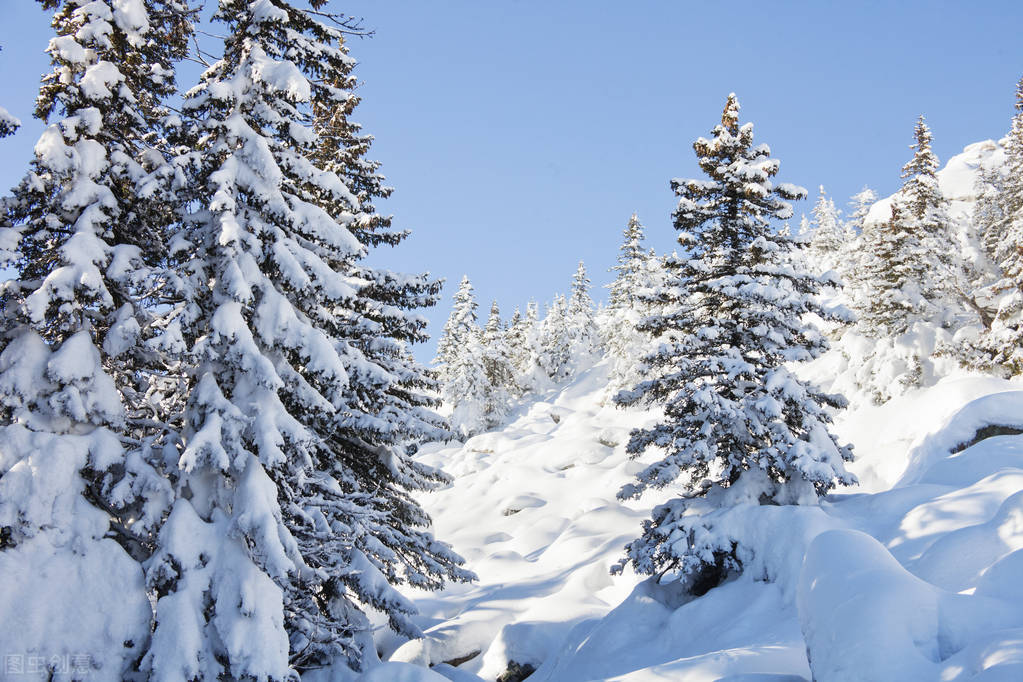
[799,529,1023,682]
[0,534,150,681]
[899,389,1023,486]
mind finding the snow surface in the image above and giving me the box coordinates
[338,357,1023,681]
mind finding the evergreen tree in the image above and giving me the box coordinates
[846,186,877,236]
[0,0,192,677]
[807,186,845,274]
[842,187,877,301]
[436,281,515,437]
[479,300,516,425]
[847,185,879,231]
[975,165,1007,265]
[984,78,1023,282]
[443,335,491,438]
[146,2,470,677]
[566,260,600,363]
[855,200,933,335]
[900,117,971,310]
[505,306,524,356]
[509,300,544,393]
[436,275,480,383]
[604,215,668,393]
[613,94,854,590]
[538,294,572,382]
[0,109,17,138]
[975,77,1023,374]
[608,213,648,308]
[854,117,969,338]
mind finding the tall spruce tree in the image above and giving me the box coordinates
[842,187,877,308]
[145,2,471,677]
[854,118,969,337]
[0,0,192,677]
[846,187,877,236]
[613,94,854,589]
[437,277,501,437]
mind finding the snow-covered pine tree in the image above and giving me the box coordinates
[437,278,505,437]
[538,294,572,383]
[566,260,600,365]
[505,306,524,355]
[846,186,877,237]
[146,2,471,677]
[509,300,545,393]
[608,213,648,309]
[0,0,192,677]
[613,94,855,591]
[835,187,879,332]
[603,215,667,393]
[975,164,1007,265]
[854,199,931,334]
[307,17,451,456]
[899,117,972,317]
[975,77,1023,374]
[436,275,480,383]
[806,186,846,275]
[295,8,468,668]
[854,118,975,337]
[504,306,529,393]
[479,300,516,424]
[443,334,492,438]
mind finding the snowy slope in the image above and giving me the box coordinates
[346,357,1023,682]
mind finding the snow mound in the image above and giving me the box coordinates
[0,534,150,681]
[798,529,1023,681]
[899,389,1023,486]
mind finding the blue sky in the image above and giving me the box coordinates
[2,1,1022,362]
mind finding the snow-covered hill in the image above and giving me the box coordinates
[345,355,1023,681]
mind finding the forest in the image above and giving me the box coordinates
[1,1,1023,681]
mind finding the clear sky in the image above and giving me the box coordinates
[2,1,1022,363]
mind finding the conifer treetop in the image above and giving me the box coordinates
[674,94,806,258]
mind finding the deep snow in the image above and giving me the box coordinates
[343,358,1023,682]
[340,138,1023,681]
